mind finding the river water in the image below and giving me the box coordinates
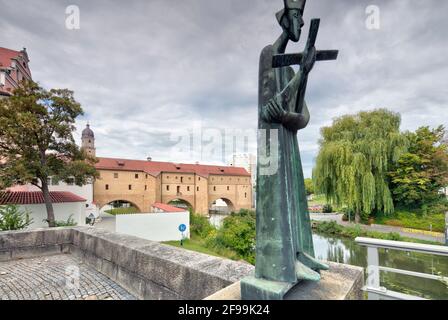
[313,233,448,300]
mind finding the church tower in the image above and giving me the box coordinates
[81,123,96,157]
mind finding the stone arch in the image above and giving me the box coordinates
[209,197,236,214]
[165,197,193,210]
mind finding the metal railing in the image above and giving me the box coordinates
[355,237,448,300]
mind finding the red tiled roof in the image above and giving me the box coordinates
[95,157,251,178]
[0,47,20,69]
[152,203,186,213]
[0,191,86,205]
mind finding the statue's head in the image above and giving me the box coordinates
[276,0,306,42]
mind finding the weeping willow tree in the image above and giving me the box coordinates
[313,109,408,221]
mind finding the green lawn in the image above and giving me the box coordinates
[164,235,240,261]
[374,210,446,233]
[308,194,327,207]
[105,207,140,216]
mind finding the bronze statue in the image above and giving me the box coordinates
[241,0,338,300]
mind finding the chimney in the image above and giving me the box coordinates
[147,157,152,162]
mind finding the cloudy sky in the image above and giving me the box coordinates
[1,0,447,177]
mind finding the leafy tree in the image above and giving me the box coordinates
[389,126,448,208]
[313,109,407,222]
[0,205,33,231]
[304,178,315,196]
[0,81,98,227]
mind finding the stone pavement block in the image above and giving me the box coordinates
[11,244,62,260]
[0,250,11,262]
[115,266,145,298]
[42,228,73,245]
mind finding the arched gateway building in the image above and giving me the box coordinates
[93,157,253,215]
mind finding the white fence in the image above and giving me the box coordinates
[356,237,448,300]
[116,212,189,242]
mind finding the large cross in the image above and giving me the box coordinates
[272,19,338,69]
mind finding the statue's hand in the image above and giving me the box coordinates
[262,100,286,123]
[301,46,317,75]
[282,112,308,132]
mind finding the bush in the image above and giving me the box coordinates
[54,215,77,227]
[315,221,342,235]
[0,205,33,231]
[212,209,256,264]
[322,204,333,214]
[386,232,402,241]
[190,211,215,238]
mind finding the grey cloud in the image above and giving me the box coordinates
[1,0,447,177]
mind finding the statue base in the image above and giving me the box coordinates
[205,262,365,300]
[240,276,296,300]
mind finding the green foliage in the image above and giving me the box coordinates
[0,81,98,227]
[322,204,333,213]
[389,126,448,208]
[189,211,215,239]
[54,214,77,227]
[105,207,140,216]
[212,209,256,264]
[304,178,315,196]
[0,205,33,231]
[374,208,446,232]
[313,109,408,220]
[313,221,441,245]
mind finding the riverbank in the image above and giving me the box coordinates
[312,221,443,245]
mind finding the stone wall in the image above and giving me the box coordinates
[0,227,254,300]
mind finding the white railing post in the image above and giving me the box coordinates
[445,211,448,246]
[366,246,381,300]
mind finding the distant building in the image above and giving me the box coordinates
[83,125,253,216]
[81,123,96,157]
[0,47,32,97]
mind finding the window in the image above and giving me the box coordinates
[213,186,216,191]
[128,185,132,190]
[114,173,119,179]
[0,72,5,86]
[135,174,139,179]
[198,177,201,181]
[187,186,190,191]
[145,185,147,191]
[227,186,230,191]
[245,193,247,198]
[197,187,199,192]
[146,174,148,179]
[105,184,109,190]
[177,186,181,193]
[167,185,170,191]
[181,177,183,183]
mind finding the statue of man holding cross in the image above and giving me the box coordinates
[241,0,338,300]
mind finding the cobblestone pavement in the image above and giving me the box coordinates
[0,254,137,300]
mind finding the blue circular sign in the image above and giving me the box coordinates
[179,224,187,232]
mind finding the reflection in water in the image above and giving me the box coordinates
[313,233,448,300]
